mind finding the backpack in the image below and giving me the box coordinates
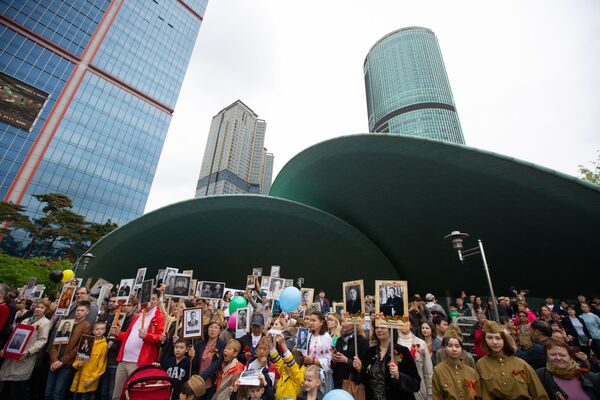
[120,364,175,400]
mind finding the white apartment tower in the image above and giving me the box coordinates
[196,101,274,196]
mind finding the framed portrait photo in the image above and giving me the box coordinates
[332,302,344,315]
[270,265,280,278]
[252,267,263,277]
[260,276,271,297]
[56,285,77,316]
[235,307,250,338]
[155,269,166,285]
[268,277,285,300]
[307,302,321,313]
[30,284,45,300]
[76,334,95,360]
[301,288,314,305]
[3,324,34,360]
[343,280,365,316]
[116,279,134,304]
[182,308,203,339]
[190,279,197,297]
[139,279,154,305]
[375,280,408,318]
[163,267,179,288]
[246,275,256,290]
[134,268,147,289]
[296,327,309,352]
[284,279,294,288]
[54,319,75,344]
[166,274,191,298]
[198,281,225,300]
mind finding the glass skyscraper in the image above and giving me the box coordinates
[196,100,274,197]
[364,27,465,144]
[0,0,207,227]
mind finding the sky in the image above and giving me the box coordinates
[145,0,600,213]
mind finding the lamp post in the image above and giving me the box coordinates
[444,231,500,322]
[74,252,95,275]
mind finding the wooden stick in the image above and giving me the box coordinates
[141,304,147,330]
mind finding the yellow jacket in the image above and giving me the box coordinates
[71,337,108,393]
[270,348,305,400]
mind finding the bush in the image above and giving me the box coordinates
[0,251,72,295]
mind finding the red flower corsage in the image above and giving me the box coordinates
[244,346,250,353]
[392,349,403,364]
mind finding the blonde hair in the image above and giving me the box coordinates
[304,365,322,381]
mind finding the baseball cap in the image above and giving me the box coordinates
[251,313,265,326]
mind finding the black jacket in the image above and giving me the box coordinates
[536,367,600,400]
[332,332,370,388]
[237,332,264,363]
[191,337,225,380]
[357,343,421,400]
[516,338,548,369]
[561,316,593,346]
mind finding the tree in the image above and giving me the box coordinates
[0,251,72,295]
[579,151,600,185]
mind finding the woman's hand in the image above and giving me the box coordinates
[352,355,362,372]
[388,362,400,380]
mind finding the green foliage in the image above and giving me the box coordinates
[1,193,118,258]
[0,251,72,295]
[579,151,600,185]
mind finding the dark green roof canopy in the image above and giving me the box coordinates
[270,134,600,297]
[85,134,600,298]
[83,195,397,298]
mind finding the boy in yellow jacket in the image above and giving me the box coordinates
[71,321,108,399]
[269,333,305,400]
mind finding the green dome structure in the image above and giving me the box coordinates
[83,134,600,298]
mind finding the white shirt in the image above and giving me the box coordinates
[251,333,261,348]
[123,307,157,363]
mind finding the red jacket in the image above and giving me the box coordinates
[116,307,165,366]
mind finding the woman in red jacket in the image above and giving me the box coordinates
[110,289,165,400]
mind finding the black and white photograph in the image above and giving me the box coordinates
[23,277,36,298]
[134,267,147,289]
[108,313,126,340]
[116,279,134,303]
[252,267,263,277]
[296,327,309,351]
[30,284,45,299]
[90,278,112,297]
[94,285,109,306]
[182,269,193,276]
[270,265,280,278]
[375,280,408,318]
[198,281,225,300]
[261,276,270,297]
[268,277,285,300]
[182,308,203,339]
[238,368,262,386]
[190,279,197,297]
[155,269,166,285]
[236,308,248,331]
[76,334,94,360]
[284,279,294,288]
[165,274,191,298]
[54,319,75,344]
[3,324,34,359]
[139,279,153,304]
[163,267,179,289]
[343,280,365,315]
[301,288,314,305]
[333,302,344,315]
[246,275,256,289]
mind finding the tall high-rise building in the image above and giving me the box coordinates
[196,100,274,196]
[0,0,207,227]
[364,27,465,144]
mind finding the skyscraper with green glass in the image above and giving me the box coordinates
[364,27,465,144]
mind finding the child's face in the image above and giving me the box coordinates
[174,343,187,358]
[303,372,320,391]
[93,324,106,338]
[248,386,265,399]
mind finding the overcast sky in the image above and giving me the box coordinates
[145,0,600,213]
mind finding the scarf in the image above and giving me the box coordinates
[546,359,587,380]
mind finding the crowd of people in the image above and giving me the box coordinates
[0,276,599,400]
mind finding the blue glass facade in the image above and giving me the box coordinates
[1,0,207,230]
[364,27,465,144]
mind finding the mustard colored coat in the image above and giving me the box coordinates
[70,337,108,393]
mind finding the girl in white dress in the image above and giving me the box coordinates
[303,311,334,393]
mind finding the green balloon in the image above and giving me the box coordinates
[229,296,248,314]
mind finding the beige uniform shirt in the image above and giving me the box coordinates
[475,354,549,400]
[433,358,480,400]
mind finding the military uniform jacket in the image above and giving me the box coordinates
[475,354,549,400]
[432,358,480,400]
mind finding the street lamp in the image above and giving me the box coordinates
[444,231,500,322]
[74,252,95,275]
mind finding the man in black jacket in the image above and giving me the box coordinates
[237,313,265,363]
[516,319,552,369]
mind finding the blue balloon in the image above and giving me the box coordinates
[323,389,354,400]
[278,286,302,312]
